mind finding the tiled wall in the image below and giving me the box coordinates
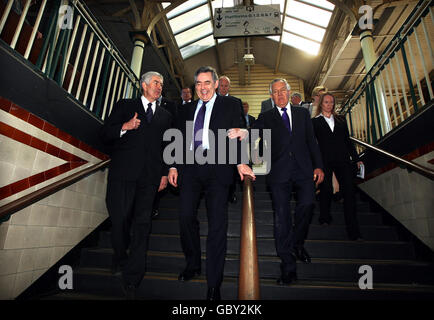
[0,98,109,299]
[359,149,434,250]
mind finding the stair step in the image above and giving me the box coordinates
[97,232,415,260]
[154,209,383,225]
[158,199,371,212]
[80,249,434,285]
[150,219,397,240]
[73,268,434,300]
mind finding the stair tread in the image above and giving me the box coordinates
[83,247,434,266]
[76,268,434,292]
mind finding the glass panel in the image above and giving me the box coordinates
[286,1,332,27]
[181,34,215,59]
[169,4,210,34]
[165,0,208,19]
[281,31,320,55]
[283,17,325,42]
[299,0,335,11]
[212,0,236,10]
[176,21,213,48]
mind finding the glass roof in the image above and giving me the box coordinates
[162,0,334,59]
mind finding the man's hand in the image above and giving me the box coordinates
[122,112,140,131]
[237,164,256,181]
[168,168,178,187]
[228,128,249,141]
[357,161,363,169]
[313,168,324,187]
[158,176,168,192]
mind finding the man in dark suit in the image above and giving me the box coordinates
[217,75,246,204]
[253,78,324,285]
[100,71,172,298]
[260,97,274,113]
[152,94,178,218]
[242,101,255,129]
[167,66,255,300]
[180,87,193,105]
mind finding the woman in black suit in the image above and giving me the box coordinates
[312,93,363,240]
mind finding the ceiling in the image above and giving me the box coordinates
[84,0,419,105]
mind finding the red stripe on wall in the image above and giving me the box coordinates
[0,96,109,161]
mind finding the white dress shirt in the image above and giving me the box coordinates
[316,113,335,132]
[191,93,217,150]
[120,96,156,137]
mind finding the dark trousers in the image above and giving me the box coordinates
[319,162,361,239]
[178,164,229,288]
[268,160,315,274]
[106,176,157,287]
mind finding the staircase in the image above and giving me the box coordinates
[50,176,434,300]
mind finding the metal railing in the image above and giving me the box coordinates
[340,0,433,149]
[0,0,141,120]
[238,176,260,300]
[351,137,434,180]
[0,159,110,221]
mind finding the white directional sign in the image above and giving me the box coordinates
[213,5,282,39]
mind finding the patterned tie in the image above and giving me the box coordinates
[193,101,207,150]
[146,102,153,123]
[281,107,291,134]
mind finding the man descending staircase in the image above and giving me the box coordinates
[52,175,434,300]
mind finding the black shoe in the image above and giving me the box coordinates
[277,272,297,285]
[152,209,159,219]
[122,283,137,300]
[178,268,201,281]
[293,247,311,264]
[207,287,221,301]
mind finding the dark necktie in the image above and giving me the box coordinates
[146,102,153,123]
[281,107,291,134]
[193,101,207,150]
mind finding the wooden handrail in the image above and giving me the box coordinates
[238,175,260,300]
[0,159,110,220]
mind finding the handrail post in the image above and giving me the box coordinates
[238,176,260,300]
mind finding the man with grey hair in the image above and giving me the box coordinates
[252,78,324,285]
[101,71,173,299]
[291,92,303,107]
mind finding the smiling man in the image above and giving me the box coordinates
[100,71,172,299]
[168,66,255,301]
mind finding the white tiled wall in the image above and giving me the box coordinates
[359,151,434,250]
[0,169,108,300]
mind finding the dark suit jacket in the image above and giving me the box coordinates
[312,115,359,164]
[260,98,273,113]
[100,98,172,184]
[253,106,323,184]
[160,97,177,126]
[246,114,256,129]
[173,95,246,186]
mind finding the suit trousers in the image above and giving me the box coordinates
[319,162,361,239]
[268,159,315,274]
[178,164,230,288]
[106,176,157,287]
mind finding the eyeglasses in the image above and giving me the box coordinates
[271,88,289,95]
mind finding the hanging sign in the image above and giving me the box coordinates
[213,5,282,39]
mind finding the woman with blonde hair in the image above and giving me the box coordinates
[312,93,363,240]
